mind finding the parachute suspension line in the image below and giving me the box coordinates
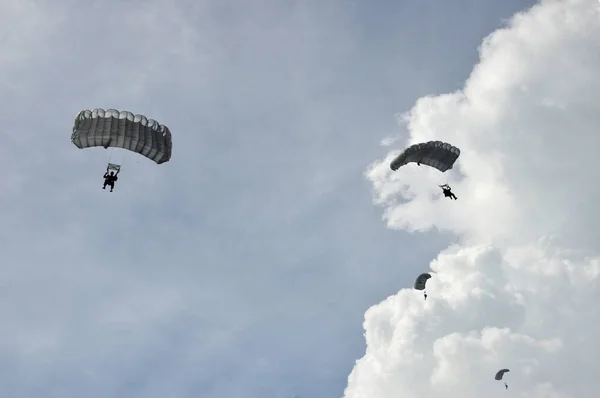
[106,149,119,172]
[106,147,124,173]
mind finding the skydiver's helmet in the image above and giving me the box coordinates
[110,171,114,175]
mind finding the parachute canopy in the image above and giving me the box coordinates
[390,141,460,172]
[414,273,431,290]
[495,369,510,380]
[71,108,172,164]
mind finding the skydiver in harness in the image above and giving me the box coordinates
[505,383,508,390]
[103,167,119,192]
[439,184,457,200]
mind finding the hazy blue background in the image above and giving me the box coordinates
[0,0,536,397]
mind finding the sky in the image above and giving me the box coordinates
[3,0,586,397]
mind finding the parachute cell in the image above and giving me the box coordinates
[414,273,431,290]
[71,108,172,164]
[390,141,460,172]
[495,369,510,380]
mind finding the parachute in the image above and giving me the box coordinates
[495,369,510,380]
[414,273,431,290]
[390,141,460,172]
[71,109,172,165]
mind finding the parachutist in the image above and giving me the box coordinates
[103,169,119,192]
[495,369,510,388]
[415,273,431,298]
[439,184,457,200]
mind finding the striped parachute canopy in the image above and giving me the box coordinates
[71,108,172,164]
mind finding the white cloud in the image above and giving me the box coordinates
[349,0,600,397]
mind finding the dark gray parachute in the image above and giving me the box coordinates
[71,108,172,164]
[495,369,510,380]
[414,273,431,290]
[390,141,460,172]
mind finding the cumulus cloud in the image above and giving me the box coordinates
[380,136,403,147]
[348,0,600,397]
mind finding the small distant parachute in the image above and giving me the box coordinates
[390,141,460,172]
[495,369,510,380]
[71,108,172,164]
[414,273,431,290]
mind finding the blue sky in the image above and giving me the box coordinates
[0,0,537,397]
